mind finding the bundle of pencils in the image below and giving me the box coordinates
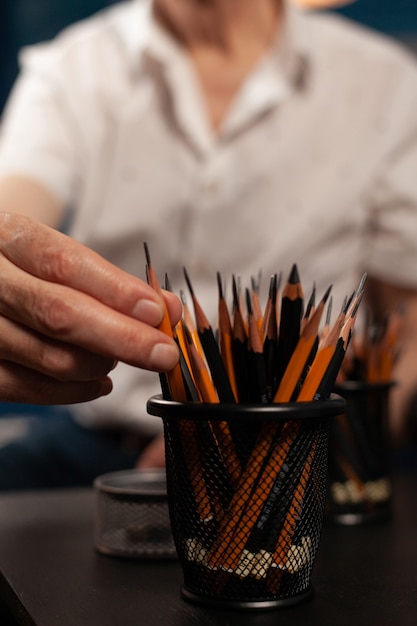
[337,306,402,384]
[145,244,365,405]
[328,380,393,515]
[145,244,365,592]
[327,309,400,519]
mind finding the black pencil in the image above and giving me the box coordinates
[217,272,238,402]
[184,267,236,403]
[231,274,250,403]
[275,264,304,388]
[246,288,268,403]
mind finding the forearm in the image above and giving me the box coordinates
[0,174,64,227]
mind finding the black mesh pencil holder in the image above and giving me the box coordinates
[147,395,344,610]
[327,381,394,525]
[94,469,176,559]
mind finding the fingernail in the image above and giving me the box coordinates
[99,377,113,396]
[149,343,179,371]
[132,299,163,325]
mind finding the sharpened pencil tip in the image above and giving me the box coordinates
[304,283,316,318]
[183,323,192,343]
[343,291,355,313]
[357,272,367,293]
[232,275,239,307]
[183,266,194,296]
[143,241,151,267]
[268,275,274,298]
[217,271,224,299]
[245,288,253,316]
[251,270,262,294]
[288,263,300,285]
[322,283,332,303]
[325,295,333,324]
[164,273,172,292]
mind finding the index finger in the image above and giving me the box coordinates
[0,213,176,325]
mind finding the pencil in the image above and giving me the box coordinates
[143,243,187,402]
[274,284,332,402]
[246,288,268,403]
[164,274,197,398]
[302,285,364,401]
[180,289,205,361]
[183,324,219,403]
[300,282,316,333]
[296,309,346,401]
[184,267,236,403]
[320,294,333,343]
[262,274,279,401]
[275,264,304,388]
[239,423,313,576]
[217,272,239,402]
[231,274,250,403]
[251,271,263,332]
[207,420,297,575]
[267,435,318,592]
[176,418,216,522]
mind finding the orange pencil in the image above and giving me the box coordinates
[274,284,332,402]
[144,243,187,402]
[296,310,346,401]
[320,295,333,343]
[246,288,268,403]
[180,289,205,361]
[304,288,364,401]
[267,436,318,593]
[217,272,239,402]
[300,282,316,333]
[184,267,235,403]
[251,271,263,332]
[184,324,242,486]
[207,421,296,574]
[183,324,218,403]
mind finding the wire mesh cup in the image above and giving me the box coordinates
[147,394,345,610]
[327,381,394,525]
[94,469,176,559]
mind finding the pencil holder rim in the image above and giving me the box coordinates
[147,394,345,422]
[94,468,168,502]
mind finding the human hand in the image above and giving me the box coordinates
[0,213,181,404]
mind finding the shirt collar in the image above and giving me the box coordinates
[116,0,311,86]
[115,0,312,152]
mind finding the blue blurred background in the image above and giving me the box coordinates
[0,0,417,115]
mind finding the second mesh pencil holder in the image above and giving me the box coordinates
[327,381,394,525]
[94,468,176,559]
[147,394,344,610]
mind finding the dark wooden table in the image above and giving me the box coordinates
[0,470,416,626]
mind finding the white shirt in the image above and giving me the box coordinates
[1,0,417,433]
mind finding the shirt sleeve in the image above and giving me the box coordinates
[0,43,82,207]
